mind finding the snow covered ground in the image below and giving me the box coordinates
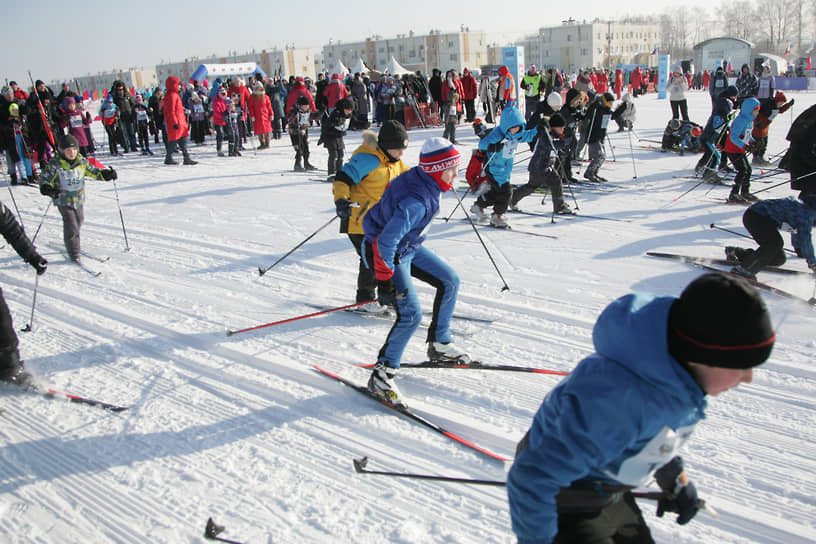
[1,89,814,544]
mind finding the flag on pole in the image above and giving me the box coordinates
[727,60,733,72]
[807,56,812,70]
[784,44,791,55]
[650,46,659,56]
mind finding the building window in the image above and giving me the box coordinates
[450,54,457,61]
[567,35,572,42]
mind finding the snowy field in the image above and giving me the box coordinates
[1,89,815,543]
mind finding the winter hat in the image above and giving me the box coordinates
[331,73,341,81]
[726,85,739,97]
[8,103,19,117]
[546,92,563,109]
[378,120,408,150]
[58,134,79,151]
[548,113,566,128]
[774,91,787,104]
[419,137,461,191]
[667,272,774,369]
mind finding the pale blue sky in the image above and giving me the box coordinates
[4,0,703,86]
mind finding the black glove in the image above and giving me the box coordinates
[40,184,59,198]
[654,456,704,525]
[101,168,117,181]
[335,198,352,219]
[31,257,47,276]
[377,279,398,307]
[173,124,179,130]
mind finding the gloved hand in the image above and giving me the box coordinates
[39,184,59,198]
[335,198,352,219]
[377,279,398,307]
[173,124,179,130]
[654,456,704,525]
[101,168,117,181]
[30,256,48,275]
[656,481,703,525]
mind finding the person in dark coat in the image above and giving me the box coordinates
[428,69,443,116]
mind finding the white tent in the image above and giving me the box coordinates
[349,57,371,75]
[755,53,787,76]
[384,56,411,76]
[328,59,350,77]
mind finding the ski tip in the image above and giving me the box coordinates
[225,330,235,337]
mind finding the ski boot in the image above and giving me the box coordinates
[490,213,509,228]
[470,203,488,222]
[368,363,405,407]
[427,342,471,364]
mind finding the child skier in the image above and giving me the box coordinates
[471,106,538,228]
[696,85,738,184]
[727,195,816,279]
[724,97,760,204]
[188,93,207,145]
[508,272,775,543]
[133,94,153,155]
[39,135,117,263]
[99,94,123,156]
[320,97,353,182]
[582,92,614,182]
[59,97,92,157]
[749,91,794,166]
[288,95,317,171]
[363,137,467,406]
[510,113,574,214]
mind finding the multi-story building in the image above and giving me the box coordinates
[155,47,315,85]
[525,18,660,72]
[322,28,488,75]
[66,68,158,97]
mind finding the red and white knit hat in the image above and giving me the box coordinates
[419,138,461,175]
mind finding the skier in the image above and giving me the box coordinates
[333,120,410,313]
[0,200,48,386]
[510,113,574,215]
[288,95,317,171]
[133,94,153,155]
[724,97,760,204]
[582,93,614,182]
[727,195,816,280]
[471,106,538,228]
[508,272,775,544]
[708,66,728,105]
[320,97,354,182]
[749,91,793,166]
[696,85,738,184]
[39,135,117,263]
[363,137,467,406]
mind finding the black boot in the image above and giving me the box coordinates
[294,158,304,172]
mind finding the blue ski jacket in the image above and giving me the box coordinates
[750,196,816,267]
[507,293,707,544]
[363,167,443,277]
[478,107,537,186]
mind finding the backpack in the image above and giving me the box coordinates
[465,149,489,192]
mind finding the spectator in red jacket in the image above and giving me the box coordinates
[630,67,642,97]
[613,69,624,98]
[323,74,351,112]
[285,77,317,114]
[460,68,478,122]
[162,76,197,165]
[248,83,274,150]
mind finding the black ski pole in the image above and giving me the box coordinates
[258,215,338,276]
[353,457,505,485]
[6,184,26,232]
[20,273,39,333]
[709,222,796,254]
[204,517,243,544]
[111,177,131,251]
[449,182,510,291]
[627,129,638,179]
[30,200,52,245]
[352,457,692,504]
[662,179,706,208]
[753,169,816,195]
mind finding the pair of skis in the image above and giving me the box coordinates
[3,383,129,412]
[646,252,816,306]
[315,361,570,462]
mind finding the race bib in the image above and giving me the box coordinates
[104,107,116,118]
[606,424,695,486]
[193,104,204,114]
[502,139,518,158]
[58,167,85,192]
[298,112,311,126]
[137,110,148,121]
[601,114,611,129]
[70,115,83,128]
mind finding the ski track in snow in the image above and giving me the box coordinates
[0,91,815,543]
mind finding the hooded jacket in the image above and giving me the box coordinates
[163,76,188,142]
[725,97,759,153]
[507,293,707,544]
[477,107,537,185]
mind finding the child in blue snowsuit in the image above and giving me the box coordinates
[471,107,537,228]
[696,85,738,184]
[729,194,816,279]
[363,138,467,407]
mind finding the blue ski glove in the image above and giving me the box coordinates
[654,456,705,525]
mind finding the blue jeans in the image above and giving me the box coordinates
[377,246,459,368]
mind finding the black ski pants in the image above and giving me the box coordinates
[742,208,786,271]
[555,491,655,544]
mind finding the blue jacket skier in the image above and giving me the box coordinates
[471,107,537,228]
[508,273,775,543]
